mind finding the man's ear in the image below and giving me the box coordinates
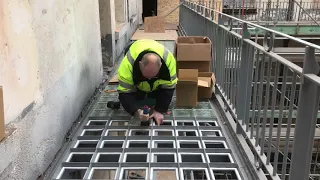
[139,61,144,71]
[139,61,143,68]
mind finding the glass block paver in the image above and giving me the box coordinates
[51,85,243,180]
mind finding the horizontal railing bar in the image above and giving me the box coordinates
[244,39,304,74]
[249,21,320,25]
[249,109,320,119]
[304,74,320,85]
[232,27,256,30]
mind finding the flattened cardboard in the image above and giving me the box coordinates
[176,69,198,107]
[139,23,178,30]
[198,77,211,87]
[0,87,4,141]
[109,74,119,84]
[144,16,165,33]
[198,72,216,99]
[175,36,212,61]
[131,30,178,41]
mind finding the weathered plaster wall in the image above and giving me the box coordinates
[99,0,116,66]
[115,0,126,23]
[0,0,102,179]
[138,0,143,25]
[115,25,138,58]
[0,0,40,125]
[114,0,140,59]
[99,0,140,66]
[129,0,138,18]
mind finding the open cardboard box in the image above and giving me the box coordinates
[177,61,211,73]
[198,72,216,99]
[175,36,212,61]
[174,36,213,75]
[176,69,198,108]
[176,70,216,107]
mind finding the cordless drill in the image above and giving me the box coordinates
[140,105,150,126]
[134,105,150,135]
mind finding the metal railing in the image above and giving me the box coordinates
[180,1,320,180]
[190,0,320,24]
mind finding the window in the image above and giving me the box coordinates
[115,0,126,26]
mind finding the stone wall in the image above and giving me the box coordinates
[0,0,103,179]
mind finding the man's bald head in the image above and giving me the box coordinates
[139,53,162,79]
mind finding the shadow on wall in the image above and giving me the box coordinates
[101,34,113,67]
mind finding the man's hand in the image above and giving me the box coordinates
[135,109,149,121]
[150,111,164,125]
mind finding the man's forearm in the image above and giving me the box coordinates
[118,93,139,116]
[154,88,175,113]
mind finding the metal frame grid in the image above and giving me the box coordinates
[50,84,243,180]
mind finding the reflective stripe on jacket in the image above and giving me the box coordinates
[117,39,177,93]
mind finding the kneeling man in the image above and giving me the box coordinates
[117,39,177,125]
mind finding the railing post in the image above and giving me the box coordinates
[289,46,320,180]
[236,23,254,134]
[286,0,295,21]
[215,15,224,87]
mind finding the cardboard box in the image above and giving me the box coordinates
[177,61,211,73]
[175,36,212,61]
[0,87,4,141]
[176,69,198,108]
[198,72,216,99]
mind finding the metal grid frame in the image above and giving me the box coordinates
[50,85,243,180]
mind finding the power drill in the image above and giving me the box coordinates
[140,105,150,126]
[135,105,150,135]
[107,101,121,110]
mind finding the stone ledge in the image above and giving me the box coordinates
[115,15,138,40]
[0,127,16,144]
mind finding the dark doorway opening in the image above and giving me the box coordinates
[142,0,157,22]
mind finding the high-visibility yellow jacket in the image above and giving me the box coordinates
[117,39,177,115]
[117,39,177,93]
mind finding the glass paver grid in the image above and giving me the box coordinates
[53,85,243,180]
